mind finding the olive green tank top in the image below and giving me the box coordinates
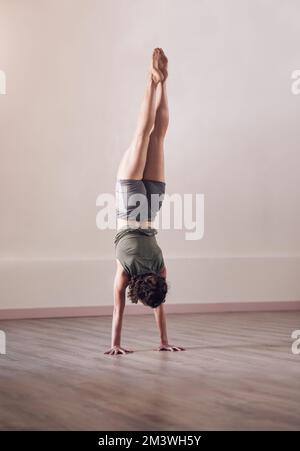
[114,226,165,277]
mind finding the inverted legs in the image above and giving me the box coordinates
[117,74,159,180]
[117,48,169,182]
[143,81,169,182]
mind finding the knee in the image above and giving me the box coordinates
[150,130,166,142]
[137,123,155,139]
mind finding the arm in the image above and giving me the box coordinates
[153,266,186,352]
[104,261,133,356]
[153,303,169,346]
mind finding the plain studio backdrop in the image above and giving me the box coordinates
[0,0,299,312]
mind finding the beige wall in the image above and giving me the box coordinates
[1,0,300,310]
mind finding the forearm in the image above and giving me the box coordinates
[154,304,169,345]
[111,305,124,347]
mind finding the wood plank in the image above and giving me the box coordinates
[0,312,299,430]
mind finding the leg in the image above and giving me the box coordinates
[143,51,169,182]
[117,49,164,180]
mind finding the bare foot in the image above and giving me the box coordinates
[158,48,168,81]
[150,48,164,84]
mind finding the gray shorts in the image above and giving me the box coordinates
[116,179,166,221]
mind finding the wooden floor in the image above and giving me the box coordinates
[0,311,299,431]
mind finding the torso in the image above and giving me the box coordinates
[114,223,165,278]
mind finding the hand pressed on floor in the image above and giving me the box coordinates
[104,346,134,356]
[156,344,186,352]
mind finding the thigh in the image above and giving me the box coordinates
[142,134,165,182]
[117,134,151,180]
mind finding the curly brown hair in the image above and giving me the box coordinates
[127,272,168,308]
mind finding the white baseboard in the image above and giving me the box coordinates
[0,300,300,320]
[0,255,300,317]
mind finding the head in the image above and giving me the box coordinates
[127,272,168,308]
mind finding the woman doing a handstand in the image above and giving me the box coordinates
[105,48,185,356]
